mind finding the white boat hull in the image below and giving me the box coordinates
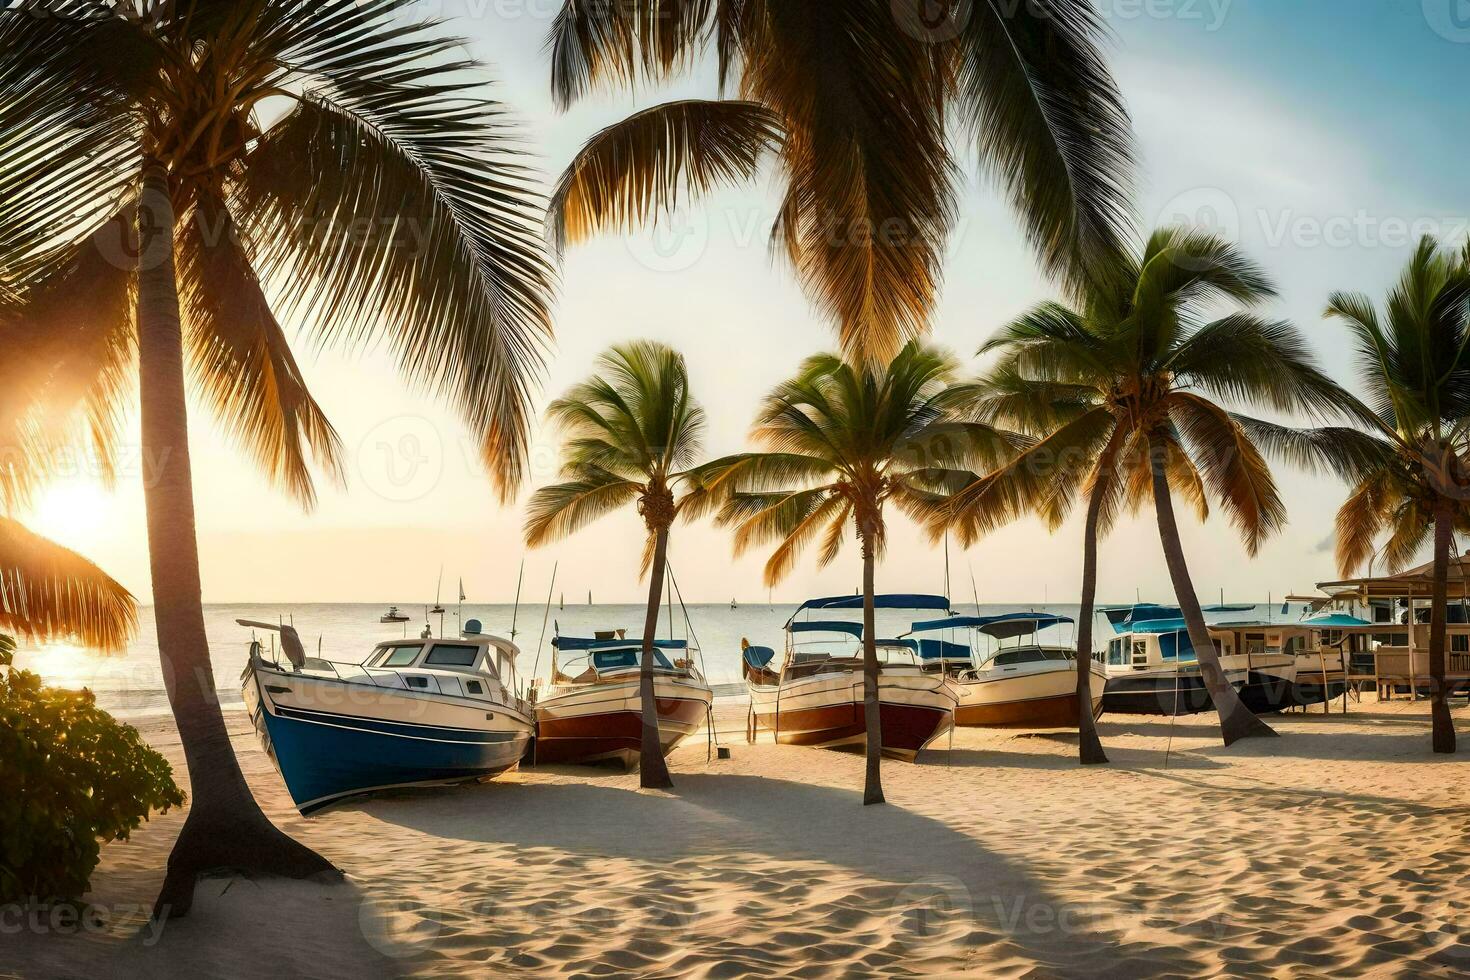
[533,675,713,768]
[954,660,1107,728]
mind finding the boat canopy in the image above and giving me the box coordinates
[908,612,1073,639]
[743,645,776,669]
[590,647,675,671]
[789,620,865,638]
[1301,613,1373,628]
[553,635,688,651]
[916,639,973,664]
[787,593,949,623]
[1102,603,1181,632]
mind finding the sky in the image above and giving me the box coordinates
[19,0,1470,606]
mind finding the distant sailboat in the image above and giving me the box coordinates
[730,598,738,609]
[588,590,593,606]
[430,565,445,614]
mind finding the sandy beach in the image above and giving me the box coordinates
[7,698,1470,979]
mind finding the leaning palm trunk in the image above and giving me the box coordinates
[137,166,336,916]
[1429,500,1457,754]
[1074,477,1109,765]
[859,522,884,806]
[1148,433,1276,745]
[638,524,675,787]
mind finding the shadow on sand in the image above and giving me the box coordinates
[357,772,1204,976]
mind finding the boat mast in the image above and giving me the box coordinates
[509,559,525,639]
[533,562,559,683]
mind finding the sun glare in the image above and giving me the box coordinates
[26,480,112,551]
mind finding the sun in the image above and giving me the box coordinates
[25,480,112,551]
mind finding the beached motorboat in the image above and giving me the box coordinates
[240,619,532,814]
[742,594,959,761]
[1208,622,1304,713]
[904,612,1106,728]
[380,605,410,623]
[531,631,713,768]
[1096,605,1295,715]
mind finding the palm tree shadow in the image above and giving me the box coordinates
[358,773,1206,976]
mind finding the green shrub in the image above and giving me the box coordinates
[0,635,185,903]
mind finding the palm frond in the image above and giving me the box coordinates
[524,468,642,548]
[236,66,554,500]
[548,0,713,108]
[1170,394,1285,556]
[1169,313,1373,425]
[0,5,146,287]
[548,99,783,252]
[1335,469,1395,576]
[177,191,342,508]
[0,210,134,511]
[956,0,1136,293]
[747,1,954,362]
[0,516,135,651]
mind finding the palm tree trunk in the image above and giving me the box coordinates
[1075,476,1109,765]
[859,518,884,805]
[1148,432,1276,745]
[637,524,675,787]
[1429,499,1456,754]
[136,164,336,918]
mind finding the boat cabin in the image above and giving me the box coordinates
[548,632,697,685]
[244,617,523,707]
[903,613,1077,675]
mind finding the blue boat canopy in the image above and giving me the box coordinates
[553,635,688,651]
[1102,603,1182,633]
[909,612,1073,639]
[1127,617,1189,634]
[591,647,675,671]
[1302,613,1372,628]
[742,645,776,670]
[916,639,973,663]
[790,593,949,616]
[788,620,864,638]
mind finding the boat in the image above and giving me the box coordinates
[240,618,533,814]
[742,594,959,761]
[1095,606,1296,715]
[1288,615,1357,707]
[531,630,713,768]
[904,612,1106,728]
[380,605,410,623]
[1208,621,1304,713]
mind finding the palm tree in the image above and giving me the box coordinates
[525,341,720,789]
[711,343,1020,803]
[1,521,136,651]
[1,1,554,913]
[1314,238,1470,754]
[544,0,1135,362]
[945,227,1358,749]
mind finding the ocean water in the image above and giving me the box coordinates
[10,600,1304,719]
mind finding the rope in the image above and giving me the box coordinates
[665,562,720,754]
[1164,665,1182,770]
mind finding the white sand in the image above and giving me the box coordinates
[7,696,1470,978]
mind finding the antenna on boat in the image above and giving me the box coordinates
[943,531,951,603]
[510,559,524,639]
[532,561,558,683]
